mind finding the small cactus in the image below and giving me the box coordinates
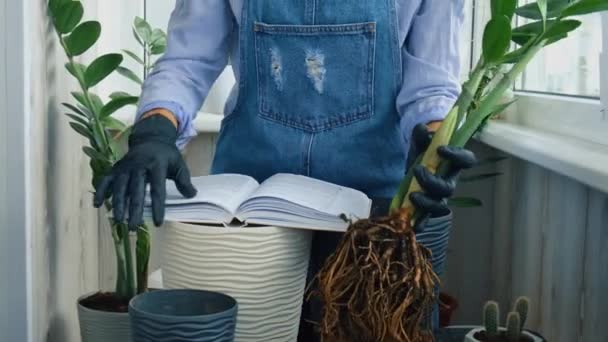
[506,312,521,341]
[483,301,499,337]
[514,296,530,332]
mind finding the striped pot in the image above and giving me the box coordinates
[129,289,237,342]
[77,293,131,342]
[161,222,313,342]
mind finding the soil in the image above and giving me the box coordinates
[79,292,130,313]
[473,331,535,342]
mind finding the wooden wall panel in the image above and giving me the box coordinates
[511,162,548,329]
[539,174,588,342]
[444,149,608,342]
[581,190,608,342]
[442,142,499,324]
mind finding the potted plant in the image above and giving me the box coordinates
[465,297,545,342]
[47,1,168,340]
[160,222,313,341]
[316,1,608,340]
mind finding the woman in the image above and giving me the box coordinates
[94,0,475,337]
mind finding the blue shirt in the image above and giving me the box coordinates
[137,0,464,149]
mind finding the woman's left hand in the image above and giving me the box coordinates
[407,123,477,219]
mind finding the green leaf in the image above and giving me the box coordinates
[491,0,517,19]
[82,146,108,162]
[69,121,93,140]
[511,32,537,46]
[515,0,570,19]
[511,20,551,45]
[150,29,167,55]
[538,0,548,23]
[71,91,88,108]
[100,96,139,118]
[89,93,104,115]
[544,19,582,40]
[132,27,144,47]
[65,62,86,84]
[49,0,71,16]
[116,66,143,85]
[62,102,89,118]
[103,116,128,131]
[544,32,569,45]
[122,49,144,65]
[461,172,504,182]
[501,47,527,63]
[85,53,124,88]
[482,16,512,64]
[561,0,608,17]
[53,1,84,34]
[65,113,89,127]
[110,91,134,100]
[150,43,166,55]
[448,197,483,208]
[64,21,101,56]
[150,29,166,45]
[134,16,153,44]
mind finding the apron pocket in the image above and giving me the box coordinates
[254,21,376,132]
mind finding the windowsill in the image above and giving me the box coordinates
[115,111,224,133]
[478,120,608,194]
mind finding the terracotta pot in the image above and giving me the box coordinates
[77,292,131,342]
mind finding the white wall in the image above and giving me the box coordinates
[28,0,102,341]
[0,1,30,341]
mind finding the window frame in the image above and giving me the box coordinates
[467,1,608,147]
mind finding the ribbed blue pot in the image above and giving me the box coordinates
[129,289,238,342]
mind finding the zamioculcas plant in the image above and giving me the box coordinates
[48,0,167,309]
[316,1,608,341]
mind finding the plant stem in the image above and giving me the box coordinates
[112,221,130,299]
[136,225,151,293]
[456,59,486,125]
[451,42,545,148]
[120,223,137,298]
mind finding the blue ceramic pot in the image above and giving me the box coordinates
[129,289,237,342]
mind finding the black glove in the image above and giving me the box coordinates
[93,115,197,229]
[407,123,477,219]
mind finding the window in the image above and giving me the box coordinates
[466,1,608,147]
[515,5,602,98]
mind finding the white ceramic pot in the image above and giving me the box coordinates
[464,327,544,342]
[161,221,313,342]
[77,293,131,342]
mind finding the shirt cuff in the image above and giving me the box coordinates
[400,95,456,145]
[137,101,198,150]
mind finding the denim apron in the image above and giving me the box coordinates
[211,0,448,338]
[211,0,405,198]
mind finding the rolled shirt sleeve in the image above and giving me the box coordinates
[396,0,464,146]
[137,0,234,148]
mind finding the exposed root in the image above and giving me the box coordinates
[312,212,439,342]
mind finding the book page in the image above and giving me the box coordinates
[241,174,371,219]
[153,174,260,215]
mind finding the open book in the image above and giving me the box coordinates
[145,173,372,232]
